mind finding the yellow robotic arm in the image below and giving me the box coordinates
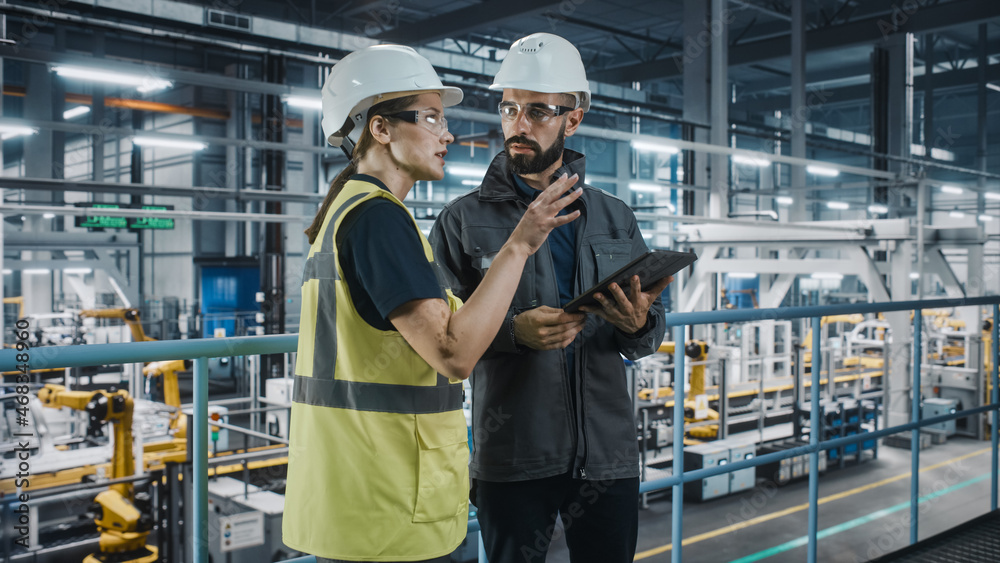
[37,384,158,563]
[79,308,154,343]
[143,359,191,437]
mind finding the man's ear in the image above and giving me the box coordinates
[369,116,392,145]
[564,108,584,137]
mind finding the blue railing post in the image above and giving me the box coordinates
[992,304,999,511]
[193,357,209,563]
[910,311,922,544]
[807,316,820,563]
[672,324,686,563]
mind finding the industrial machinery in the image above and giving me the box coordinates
[37,384,158,563]
[79,308,153,343]
[142,359,191,437]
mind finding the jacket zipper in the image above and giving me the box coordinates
[540,235,579,468]
[570,192,589,480]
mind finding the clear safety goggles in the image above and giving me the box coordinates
[385,109,449,136]
[498,101,576,124]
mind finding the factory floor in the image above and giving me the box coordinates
[543,434,997,563]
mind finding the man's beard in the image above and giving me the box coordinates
[504,122,566,176]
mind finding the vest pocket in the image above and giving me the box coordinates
[412,410,469,523]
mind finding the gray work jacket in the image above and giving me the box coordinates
[429,149,666,482]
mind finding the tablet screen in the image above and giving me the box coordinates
[564,250,697,313]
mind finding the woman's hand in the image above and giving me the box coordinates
[508,173,582,256]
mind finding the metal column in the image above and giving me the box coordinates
[708,0,728,220]
[672,324,686,563]
[193,357,209,563]
[808,316,820,563]
[790,0,807,221]
[261,55,287,380]
[992,303,999,511]
[910,312,922,544]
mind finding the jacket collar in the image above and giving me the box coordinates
[479,148,588,201]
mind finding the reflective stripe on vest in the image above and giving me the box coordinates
[292,374,462,414]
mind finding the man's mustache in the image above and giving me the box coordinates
[505,136,541,153]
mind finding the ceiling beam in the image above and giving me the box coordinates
[734,61,1000,114]
[374,0,564,45]
[590,0,1000,84]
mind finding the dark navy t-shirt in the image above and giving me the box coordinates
[511,173,578,377]
[337,175,445,331]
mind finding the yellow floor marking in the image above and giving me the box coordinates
[635,446,991,558]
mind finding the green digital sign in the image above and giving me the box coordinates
[75,204,128,229]
[74,203,175,231]
[128,206,175,230]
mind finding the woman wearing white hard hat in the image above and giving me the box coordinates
[283,44,582,562]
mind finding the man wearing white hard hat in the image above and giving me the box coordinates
[430,33,670,562]
[284,43,582,563]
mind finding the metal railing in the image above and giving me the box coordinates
[1,296,998,563]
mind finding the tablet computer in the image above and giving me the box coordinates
[564,249,698,313]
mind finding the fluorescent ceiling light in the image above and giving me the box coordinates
[984,192,1000,201]
[630,139,680,154]
[868,204,889,214]
[732,154,771,167]
[642,232,653,239]
[827,201,850,210]
[2,269,10,275]
[0,125,39,140]
[909,272,920,280]
[460,179,480,186]
[949,209,965,218]
[52,65,172,93]
[811,272,843,280]
[775,196,794,205]
[23,268,51,275]
[63,106,91,120]
[43,213,56,219]
[987,83,1000,93]
[940,185,963,195]
[63,267,93,274]
[807,165,840,177]
[728,273,757,279]
[978,214,994,222]
[284,95,323,110]
[629,182,663,193]
[447,165,487,177]
[133,136,208,151]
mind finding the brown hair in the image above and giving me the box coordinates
[305,94,420,244]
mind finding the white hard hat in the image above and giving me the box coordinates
[490,33,591,112]
[321,44,464,147]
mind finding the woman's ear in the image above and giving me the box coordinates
[369,116,392,146]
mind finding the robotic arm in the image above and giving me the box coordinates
[143,359,192,437]
[79,308,154,343]
[37,384,157,562]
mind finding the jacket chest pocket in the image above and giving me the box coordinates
[590,241,633,282]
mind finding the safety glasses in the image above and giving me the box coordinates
[384,109,449,136]
[498,101,576,124]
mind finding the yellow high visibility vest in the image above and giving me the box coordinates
[283,178,468,561]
